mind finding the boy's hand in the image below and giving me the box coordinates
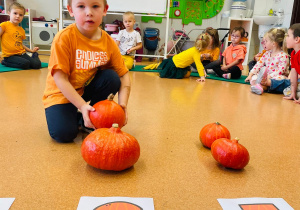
[283,93,297,101]
[254,53,261,61]
[119,104,128,125]
[126,48,132,54]
[32,47,39,52]
[80,103,96,129]
[196,76,205,82]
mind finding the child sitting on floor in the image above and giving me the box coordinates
[283,23,300,103]
[248,36,268,73]
[210,26,247,79]
[0,2,41,69]
[158,33,210,82]
[245,28,289,95]
[191,28,220,74]
[116,11,142,70]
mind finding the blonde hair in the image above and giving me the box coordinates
[123,11,135,19]
[68,0,107,6]
[8,2,26,15]
[195,33,210,52]
[266,28,287,53]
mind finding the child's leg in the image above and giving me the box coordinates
[22,53,41,69]
[248,60,257,74]
[268,79,290,93]
[45,103,79,143]
[211,64,225,77]
[122,55,134,70]
[82,69,121,106]
[227,66,242,79]
[3,55,30,69]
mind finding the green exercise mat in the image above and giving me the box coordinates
[130,65,250,85]
[0,62,48,73]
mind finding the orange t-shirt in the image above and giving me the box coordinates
[43,23,128,108]
[222,44,247,70]
[0,21,26,57]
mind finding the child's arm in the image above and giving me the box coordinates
[284,68,299,102]
[118,72,131,125]
[23,44,39,53]
[126,42,142,55]
[52,69,96,129]
[221,59,240,71]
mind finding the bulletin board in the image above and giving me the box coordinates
[142,0,224,26]
[107,0,168,14]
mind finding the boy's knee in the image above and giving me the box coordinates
[31,62,41,69]
[103,69,121,90]
[20,61,30,69]
[49,127,78,143]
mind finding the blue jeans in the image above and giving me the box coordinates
[269,79,290,93]
[45,69,121,143]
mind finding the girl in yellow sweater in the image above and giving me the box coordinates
[158,33,210,82]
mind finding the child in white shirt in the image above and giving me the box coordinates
[116,11,142,70]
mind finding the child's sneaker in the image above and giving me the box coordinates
[251,84,264,95]
[283,86,291,97]
[206,69,215,74]
[222,73,231,79]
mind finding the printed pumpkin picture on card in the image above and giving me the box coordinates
[93,201,142,210]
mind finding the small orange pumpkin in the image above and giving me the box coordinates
[90,93,126,129]
[199,122,231,148]
[81,123,140,171]
[211,137,250,170]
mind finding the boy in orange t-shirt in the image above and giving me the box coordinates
[43,0,130,143]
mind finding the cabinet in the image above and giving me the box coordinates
[224,17,253,66]
[0,0,35,49]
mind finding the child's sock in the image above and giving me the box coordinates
[32,52,39,58]
[222,73,231,79]
[251,84,264,95]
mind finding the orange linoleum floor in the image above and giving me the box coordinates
[0,55,299,209]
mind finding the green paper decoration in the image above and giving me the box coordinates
[142,0,224,25]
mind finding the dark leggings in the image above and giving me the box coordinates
[248,60,257,74]
[211,64,242,79]
[3,53,41,69]
[45,69,121,143]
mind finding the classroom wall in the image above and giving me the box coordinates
[18,0,60,21]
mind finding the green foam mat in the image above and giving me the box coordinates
[130,65,249,85]
[0,62,48,73]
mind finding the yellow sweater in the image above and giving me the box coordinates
[172,47,205,77]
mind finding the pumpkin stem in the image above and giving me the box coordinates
[215,122,221,125]
[233,137,239,143]
[112,123,119,128]
[107,93,115,101]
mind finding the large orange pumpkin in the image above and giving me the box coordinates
[211,138,250,170]
[81,123,140,171]
[90,93,126,129]
[199,122,231,148]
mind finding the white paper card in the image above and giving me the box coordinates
[0,198,15,210]
[218,197,294,210]
[77,196,154,210]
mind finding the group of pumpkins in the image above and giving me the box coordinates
[200,122,250,170]
[81,94,249,172]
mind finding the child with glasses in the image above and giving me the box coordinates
[210,26,247,79]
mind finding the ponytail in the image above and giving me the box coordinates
[195,33,210,52]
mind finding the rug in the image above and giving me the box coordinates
[0,62,48,73]
[130,65,250,85]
